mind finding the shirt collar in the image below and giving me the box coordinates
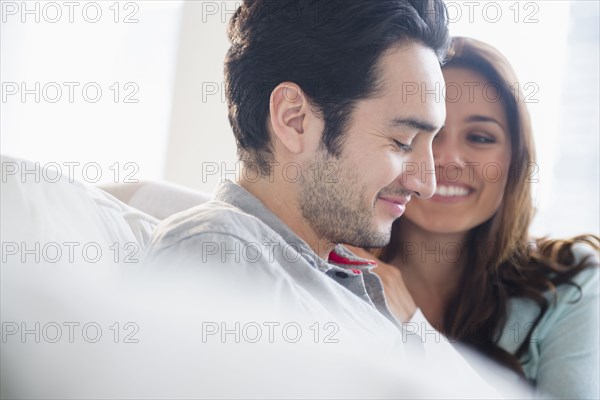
[212,180,377,272]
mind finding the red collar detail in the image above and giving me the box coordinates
[328,250,377,268]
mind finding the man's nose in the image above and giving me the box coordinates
[399,148,436,199]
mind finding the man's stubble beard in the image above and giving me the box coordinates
[298,152,392,249]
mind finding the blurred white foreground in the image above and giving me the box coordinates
[1,157,533,398]
[1,262,534,399]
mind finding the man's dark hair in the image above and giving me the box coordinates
[225,0,449,174]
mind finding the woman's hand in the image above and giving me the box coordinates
[345,245,417,323]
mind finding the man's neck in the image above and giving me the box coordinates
[237,172,335,260]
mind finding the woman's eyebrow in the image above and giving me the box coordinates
[465,114,504,129]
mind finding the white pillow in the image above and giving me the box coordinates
[100,180,212,220]
[1,155,158,257]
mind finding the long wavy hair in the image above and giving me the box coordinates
[380,37,599,375]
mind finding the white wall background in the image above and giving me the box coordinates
[1,0,598,237]
[1,1,183,184]
[163,1,237,192]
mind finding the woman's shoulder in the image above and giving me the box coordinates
[530,236,599,291]
[569,241,600,268]
[496,239,599,387]
[499,241,599,345]
[550,240,599,301]
[523,241,598,326]
[556,241,599,295]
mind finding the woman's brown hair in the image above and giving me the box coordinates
[381,36,599,375]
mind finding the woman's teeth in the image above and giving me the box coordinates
[435,185,469,197]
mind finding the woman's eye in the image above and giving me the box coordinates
[393,139,412,152]
[467,133,495,144]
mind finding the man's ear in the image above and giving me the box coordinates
[269,82,312,154]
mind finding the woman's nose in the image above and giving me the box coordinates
[433,134,465,180]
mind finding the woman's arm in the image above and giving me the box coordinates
[534,246,599,399]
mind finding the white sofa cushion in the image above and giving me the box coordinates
[99,181,211,220]
[1,155,158,253]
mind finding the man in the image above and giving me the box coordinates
[144,4,519,396]
[146,0,466,357]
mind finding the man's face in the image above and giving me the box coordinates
[299,42,446,248]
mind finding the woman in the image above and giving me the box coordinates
[351,37,599,398]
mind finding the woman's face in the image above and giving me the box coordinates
[403,67,512,235]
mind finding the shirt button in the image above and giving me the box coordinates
[335,271,349,279]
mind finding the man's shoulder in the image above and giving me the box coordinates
[148,199,278,253]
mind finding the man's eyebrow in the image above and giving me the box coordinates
[390,117,440,133]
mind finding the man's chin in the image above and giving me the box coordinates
[346,230,391,249]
